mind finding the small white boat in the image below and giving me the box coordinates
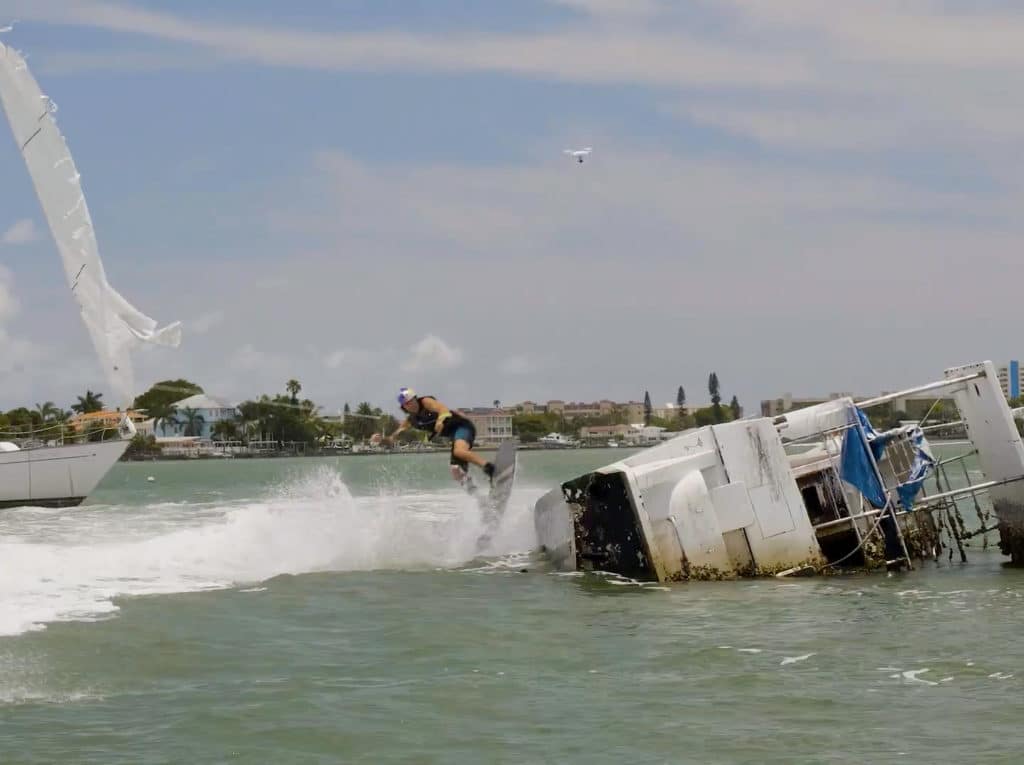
[539,432,579,448]
[0,436,129,509]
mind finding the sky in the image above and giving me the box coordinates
[1,0,1022,416]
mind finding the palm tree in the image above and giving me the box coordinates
[34,401,59,437]
[50,408,74,443]
[211,419,240,441]
[71,390,104,414]
[493,399,501,410]
[35,401,59,422]
[177,407,206,438]
[147,401,179,436]
[286,379,302,404]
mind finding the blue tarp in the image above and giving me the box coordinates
[855,407,895,462]
[840,410,888,509]
[896,427,935,510]
[839,408,936,511]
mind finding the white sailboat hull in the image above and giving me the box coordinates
[0,440,128,509]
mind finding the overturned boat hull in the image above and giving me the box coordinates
[536,418,827,580]
[535,360,1024,580]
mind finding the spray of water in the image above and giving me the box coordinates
[0,465,541,638]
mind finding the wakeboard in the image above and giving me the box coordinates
[474,441,517,551]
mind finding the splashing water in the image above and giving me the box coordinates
[0,465,539,637]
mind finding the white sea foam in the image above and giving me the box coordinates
[0,465,539,638]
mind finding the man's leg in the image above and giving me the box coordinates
[452,438,495,483]
[452,439,487,469]
[449,451,478,493]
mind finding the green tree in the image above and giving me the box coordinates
[236,394,321,445]
[643,391,652,426]
[211,419,241,441]
[286,379,302,404]
[32,401,60,438]
[676,386,687,425]
[236,399,265,441]
[693,404,736,428]
[2,407,39,437]
[123,433,160,459]
[148,401,179,436]
[708,373,722,423]
[72,390,104,414]
[132,379,203,413]
[35,401,59,422]
[513,412,564,443]
[729,395,741,420]
[340,402,381,441]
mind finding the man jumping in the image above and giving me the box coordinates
[372,387,495,489]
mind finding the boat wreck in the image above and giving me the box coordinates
[534,361,1024,580]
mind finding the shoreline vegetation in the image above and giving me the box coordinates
[2,375,984,463]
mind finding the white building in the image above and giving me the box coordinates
[460,408,515,444]
[156,394,240,439]
[625,424,670,445]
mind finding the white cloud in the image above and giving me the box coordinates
[10,0,811,88]
[499,355,540,376]
[9,0,1024,414]
[248,143,1024,410]
[227,343,288,374]
[672,103,912,153]
[322,346,393,371]
[549,0,666,23]
[401,334,464,373]
[0,267,51,385]
[187,310,225,335]
[718,0,1024,68]
[322,350,347,371]
[1,219,39,245]
[0,266,19,322]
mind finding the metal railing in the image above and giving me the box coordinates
[0,419,126,447]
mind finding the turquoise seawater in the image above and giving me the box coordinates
[2,449,1023,764]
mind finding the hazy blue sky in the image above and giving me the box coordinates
[2,0,1022,415]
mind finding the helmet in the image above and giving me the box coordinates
[397,387,417,406]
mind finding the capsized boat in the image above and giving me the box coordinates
[535,361,1024,580]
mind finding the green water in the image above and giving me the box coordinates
[2,448,1023,764]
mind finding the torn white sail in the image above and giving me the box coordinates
[0,41,181,406]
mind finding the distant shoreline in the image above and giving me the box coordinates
[120,443,635,461]
[121,437,974,462]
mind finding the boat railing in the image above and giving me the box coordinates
[0,420,125,448]
[780,392,1018,568]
